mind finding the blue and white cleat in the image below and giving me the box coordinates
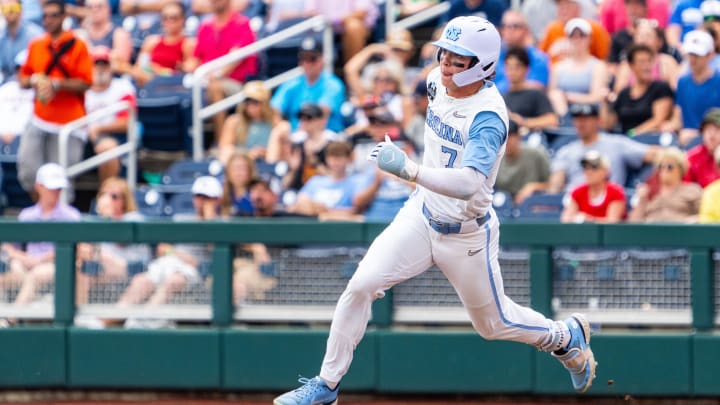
[552,313,597,393]
[273,376,338,405]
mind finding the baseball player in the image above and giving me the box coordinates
[274,16,597,405]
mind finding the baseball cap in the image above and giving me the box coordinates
[191,176,223,198]
[701,108,720,130]
[564,18,592,36]
[298,103,324,119]
[368,109,396,125]
[299,37,322,54]
[242,80,270,103]
[387,29,413,51]
[569,103,600,117]
[702,0,720,20]
[682,30,714,56]
[91,46,111,64]
[35,163,69,190]
[580,150,610,169]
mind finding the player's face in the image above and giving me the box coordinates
[438,49,474,89]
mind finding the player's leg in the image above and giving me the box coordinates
[434,214,596,392]
[274,206,433,405]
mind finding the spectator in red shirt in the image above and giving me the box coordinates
[188,0,258,145]
[561,150,627,223]
[684,108,720,187]
[599,0,670,35]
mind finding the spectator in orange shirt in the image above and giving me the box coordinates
[539,0,611,63]
[18,0,93,194]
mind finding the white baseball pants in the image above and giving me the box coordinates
[319,201,554,385]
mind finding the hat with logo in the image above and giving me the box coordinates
[299,37,322,54]
[564,18,592,36]
[569,103,600,117]
[682,30,714,56]
[35,163,69,190]
[191,176,223,198]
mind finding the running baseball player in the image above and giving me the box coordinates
[274,16,597,405]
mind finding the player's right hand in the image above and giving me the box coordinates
[367,135,419,181]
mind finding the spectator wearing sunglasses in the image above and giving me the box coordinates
[494,9,550,94]
[548,103,658,193]
[0,0,42,83]
[628,146,702,223]
[124,1,196,87]
[267,103,340,191]
[270,37,347,133]
[75,177,151,308]
[561,150,627,223]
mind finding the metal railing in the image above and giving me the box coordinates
[58,100,138,203]
[190,15,333,161]
[386,0,450,33]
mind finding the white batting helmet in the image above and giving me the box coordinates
[432,16,501,86]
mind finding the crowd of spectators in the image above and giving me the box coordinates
[3,0,720,323]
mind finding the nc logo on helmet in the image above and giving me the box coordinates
[445,26,461,41]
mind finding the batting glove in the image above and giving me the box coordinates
[367,135,419,181]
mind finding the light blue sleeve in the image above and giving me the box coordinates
[298,176,320,198]
[460,111,507,177]
[270,82,290,116]
[616,135,649,169]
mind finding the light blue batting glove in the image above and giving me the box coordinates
[367,135,419,181]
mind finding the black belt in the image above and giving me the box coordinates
[422,203,491,235]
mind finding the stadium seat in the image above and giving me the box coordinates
[514,192,565,221]
[137,94,192,152]
[0,137,32,211]
[167,191,195,216]
[631,132,678,147]
[134,187,170,217]
[682,134,703,151]
[156,158,224,194]
[492,190,515,221]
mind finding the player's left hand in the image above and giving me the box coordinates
[367,135,419,181]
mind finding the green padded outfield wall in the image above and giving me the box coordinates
[0,220,716,396]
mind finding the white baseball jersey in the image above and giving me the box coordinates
[418,67,509,223]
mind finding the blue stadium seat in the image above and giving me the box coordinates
[631,132,678,147]
[543,128,577,156]
[682,134,703,151]
[156,158,224,194]
[625,163,655,188]
[167,191,195,216]
[514,192,565,221]
[138,74,189,98]
[492,190,515,221]
[0,137,32,211]
[137,94,192,152]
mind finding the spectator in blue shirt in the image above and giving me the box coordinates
[669,29,720,146]
[666,0,704,49]
[0,0,42,82]
[288,140,360,220]
[440,0,508,27]
[494,9,550,94]
[270,37,347,133]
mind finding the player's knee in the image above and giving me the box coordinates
[472,317,504,341]
[346,272,384,300]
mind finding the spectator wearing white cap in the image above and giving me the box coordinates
[547,18,610,119]
[663,29,720,145]
[539,0,611,64]
[0,50,34,145]
[115,176,222,325]
[0,163,81,318]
